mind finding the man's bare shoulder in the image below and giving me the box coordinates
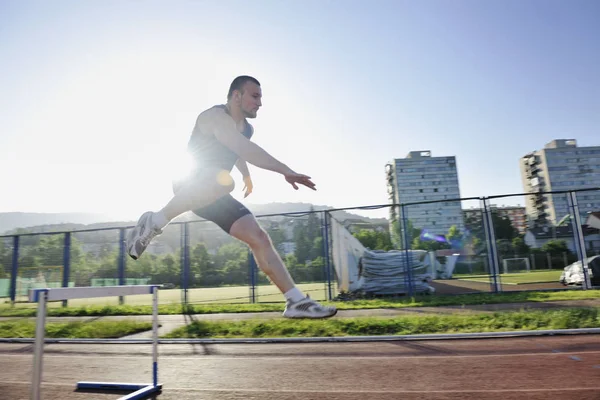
[196,105,229,124]
[193,106,233,135]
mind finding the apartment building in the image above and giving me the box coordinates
[386,150,464,237]
[520,139,600,227]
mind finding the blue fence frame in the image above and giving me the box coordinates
[1,188,598,306]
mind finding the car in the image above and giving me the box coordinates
[559,255,600,286]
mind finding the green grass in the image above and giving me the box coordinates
[0,319,153,338]
[3,282,335,308]
[1,289,599,317]
[164,307,600,338]
[455,270,563,285]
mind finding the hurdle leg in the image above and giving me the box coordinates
[152,286,158,387]
[31,290,48,400]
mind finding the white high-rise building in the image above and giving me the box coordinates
[386,151,464,237]
[520,139,600,227]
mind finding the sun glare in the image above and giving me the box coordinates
[169,151,195,182]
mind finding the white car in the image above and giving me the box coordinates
[559,255,600,286]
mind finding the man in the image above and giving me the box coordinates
[126,76,337,319]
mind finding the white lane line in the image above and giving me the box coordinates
[2,381,600,394]
[2,350,600,360]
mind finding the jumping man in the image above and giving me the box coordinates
[126,75,337,319]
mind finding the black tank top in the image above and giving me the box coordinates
[187,104,254,172]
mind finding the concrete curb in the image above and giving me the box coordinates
[1,327,600,344]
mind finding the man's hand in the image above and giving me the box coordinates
[242,175,253,198]
[284,172,316,191]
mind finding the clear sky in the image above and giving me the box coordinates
[1,0,599,220]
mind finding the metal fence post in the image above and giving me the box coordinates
[401,204,414,297]
[482,198,502,293]
[322,211,333,301]
[180,223,185,304]
[118,228,126,305]
[62,232,71,307]
[9,235,19,304]
[183,222,190,304]
[567,191,592,289]
[248,250,257,303]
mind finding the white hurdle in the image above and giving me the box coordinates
[28,285,163,400]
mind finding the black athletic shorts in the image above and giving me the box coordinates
[172,169,252,234]
[191,194,252,233]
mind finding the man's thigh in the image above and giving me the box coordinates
[192,194,252,234]
[172,168,233,194]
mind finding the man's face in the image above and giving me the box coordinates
[239,82,262,119]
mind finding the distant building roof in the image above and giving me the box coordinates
[585,212,600,230]
[527,224,599,239]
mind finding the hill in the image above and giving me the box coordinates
[0,203,388,235]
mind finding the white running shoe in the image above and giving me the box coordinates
[126,211,163,260]
[283,296,337,319]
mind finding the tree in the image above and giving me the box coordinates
[512,237,530,255]
[155,254,179,285]
[353,229,393,251]
[0,240,10,278]
[266,226,286,252]
[306,208,321,243]
[464,211,518,242]
[496,239,514,257]
[493,214,518,240]
[310,236,324,260]
[446,225,463,249]
[541,240,571,255]
[190,243,214,285]
[293,222,312,263]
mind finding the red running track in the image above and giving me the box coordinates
[1,334,600,400]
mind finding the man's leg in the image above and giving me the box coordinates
[229,214,295,294]
[161,170,235,221]
[229,214,337,319]
[127,169,234,260]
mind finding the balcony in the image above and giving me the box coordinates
[528,156,539,166]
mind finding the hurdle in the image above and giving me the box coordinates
[28,285,163,400]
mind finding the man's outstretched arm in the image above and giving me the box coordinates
[200,110,315,190]
[199,109,292,175]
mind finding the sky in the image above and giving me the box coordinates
[1,0,599,221]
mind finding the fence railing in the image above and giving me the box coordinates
[1,188,599,306]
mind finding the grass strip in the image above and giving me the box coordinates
[163,307,600,338]
[0,319,152,338]
[1,289,599,317]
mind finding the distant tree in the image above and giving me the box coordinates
[306,208,321,239]
[266,226,286,252]
[493,214,518,240]
[446,225,463,249]
[512,237,530,255]
[464,211,518,241]
[541,240,571,255]
[294,222,312,263]
[353,229,393,251]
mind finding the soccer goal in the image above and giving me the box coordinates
[28,285,162,400]
[502,257,531,274]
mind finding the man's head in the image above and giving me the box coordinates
[227,75,262,119]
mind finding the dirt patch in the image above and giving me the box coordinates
[431,279,566,295]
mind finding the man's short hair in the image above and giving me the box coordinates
[227,75,260,100]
